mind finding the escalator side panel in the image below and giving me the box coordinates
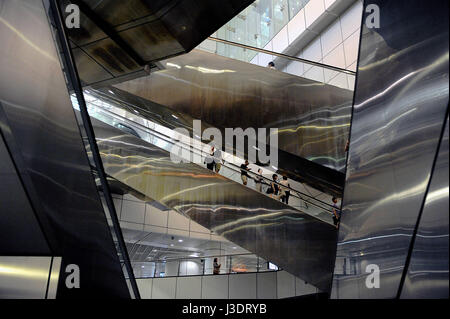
[0,0,129,298]
[89,116,338,292]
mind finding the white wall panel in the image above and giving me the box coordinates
[305,0,326,29]
[201,275,229,299]
[343,30,360,67]
[304,66,325,82]
[136,278,153,299]
[340,0,363,40]
[145,204,168,227]
[321,19,343,56]
[295,277,318,296]
[303,38,323,62]
[323,43,346,69]
[152,277,176,299]
[121,200,145,224]
[272,25,289,53]
[229,273,257,299]
[176,276,202,299]
[277,271,296,298]
[168,210,190,231]
[257,272,277,299]
[287,8,306,45]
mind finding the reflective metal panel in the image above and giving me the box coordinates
[114,49,354,173]
[0,131,51,255]
[0,0,129,298]
[47,257,63,299]
[401,116,449,298]
[0,256,52,299]
[331,0,449,298]
[62,0,254,85]
[88,117,338,292]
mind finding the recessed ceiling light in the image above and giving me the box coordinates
[178,239,183,242]
[170,244,174,247]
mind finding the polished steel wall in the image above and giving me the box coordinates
[331,0,449,298]
[400,116,449,298]
[62,0,254,86]
[0,256,61,299]
[0,0,129,298]
[88,116,338,292]
[0,132,51,255]
[114,49,353,173]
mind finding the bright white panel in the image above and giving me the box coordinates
[324,0,337,10]
[120,221,144,231]
[113,197,122,218]
[272,25,289,53]
[121,200,145,224]
[287,8,306,44]
[322,43,346,69]
[257,272,277,299]
[201,275,229,299]
[229,273,257,299]
[277,271,296,299]
[145,204,168,227]
[286,61,304,77]
[295,277,318,296]
[340,0,363,40]
[143,224,167,234]
[305,0,326,29]
[321,19,343,56]
[152,277,176,299]
[328,72,349,89]
[190,231,211,240]
[343,30,360,67]
[347,74,356,89]
[302,38,322,62]
[176,276,202,299]
[304,66,325,83]
[168,210,190,231]
[258,52,274,68]
[190,219,210,234]
[136,278,153,299]
[167,228,189,238]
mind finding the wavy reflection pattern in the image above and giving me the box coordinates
[331,0,449,299]
[88,117,338,292]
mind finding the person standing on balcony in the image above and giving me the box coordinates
[213,258,221,275]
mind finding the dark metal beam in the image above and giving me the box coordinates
[67,0,146,66]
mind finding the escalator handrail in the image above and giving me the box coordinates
[87,102,338,214]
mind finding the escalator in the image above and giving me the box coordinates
[95,49,353,197]
[75,101,338,293]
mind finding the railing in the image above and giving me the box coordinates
[131,253,280,279]
[73,94,339,224]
